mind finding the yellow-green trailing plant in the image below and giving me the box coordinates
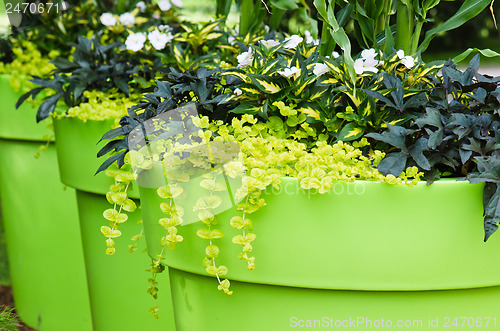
[100,109,422,317]
[0,39,57,94]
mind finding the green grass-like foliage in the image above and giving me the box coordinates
[0,307,21,331]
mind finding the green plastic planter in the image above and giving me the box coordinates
[0,75,92,330]
[139,171,500,330]
[0,74,53,141]
[53,116,175,331]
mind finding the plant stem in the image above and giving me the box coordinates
[239,0,254,36]
[319,21,336,56]
[383,0,394,53]
[375,0,391,36]
[395,0,414,53]
[269,7,285,31]
[410,20,423,56]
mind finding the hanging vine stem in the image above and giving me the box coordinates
[149,181,185,317]
[101,169,138,255]
[198,169,233,295]
[230,195,256,270]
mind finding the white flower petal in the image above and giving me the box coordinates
[125,32,147,52]
[284,35,303,49]
[361,48,377,61]
[234,88,242,96]
[364,65,378,73]
[260,39,280,48]
[158,0,172,11]
[401,56,415,69]
[119,12,135,26]
[237,49,253,67]
[332,51,340,59]
[170,0,183,7]
[136,1,146,12]
[278,66,299,78]
[397,50,405,59]
[100,13,117,26]
[313,63,329,77]
[364,58,379,68]
[148,30,173,50]
[305,30,314,44]
[159,25,172,32]
[354,59,365,75]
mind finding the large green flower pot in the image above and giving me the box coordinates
[0,75,92,330]
[138,172,500,330]
[53,116,175,331]
[0,74,53,141]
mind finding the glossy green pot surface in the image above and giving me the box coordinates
[54,116,175,330]
[138,171,500,330]
[76,190,174,330]
[53,116,139,197]
[0,74,52,141]
[169,268,500,331]
[0,139,91,330]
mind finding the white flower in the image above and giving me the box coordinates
[234,88,242,96]
[152,13,160,19]
[304,30,319,46]
[305,30,313,43]
[158,0,172,11]
[237,49,253,67]
[447,94,453,103]
[125,32,147,52]
[395,49,415,68]
[313,63,329,77]
[354,58,378,75]
[61,1,69,10]
[148,30,174,50]
[136,1,146,12]
[100,13,116,26]
[354,59,364,75]
[228,36,236,45]
[170,0,183,7]
[119,12,135,26]
[361,48,377,61]
[264,25,270,33]
[278,66,299,78]
[284,35,303,49]
[401,56,415,69]
[260,39,279,48]
[158,25,171,31]
[332,51,340,58]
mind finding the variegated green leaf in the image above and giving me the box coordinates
[298,107,321,120]
[337,122,365,141]
[249,74,282,94]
